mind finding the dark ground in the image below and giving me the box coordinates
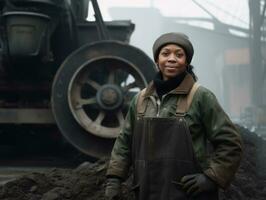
[0,125,265,200]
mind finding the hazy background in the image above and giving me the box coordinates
[92,0,253,119]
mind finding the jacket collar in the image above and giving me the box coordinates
[143,72,195,97]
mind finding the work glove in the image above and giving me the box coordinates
[181,173,217,197]
[105,177,121,200]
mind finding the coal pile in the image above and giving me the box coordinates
[0,125,266,200]
[0,159,134,200]
[219,125,266,200]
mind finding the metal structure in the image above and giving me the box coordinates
[0,0,156,157]
[239,0,266,135]
[249,0,266,106]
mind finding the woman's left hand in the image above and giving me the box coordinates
[180,173,217,197]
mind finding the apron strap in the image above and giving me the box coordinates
[136,83,200,117]
[136,88,147,117]
[176,82,200,116]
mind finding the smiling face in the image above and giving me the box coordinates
[156,44,187,81]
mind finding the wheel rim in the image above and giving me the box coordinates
[52,40,156,157]
[68,56,147,138]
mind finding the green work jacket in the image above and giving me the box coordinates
[107,73,243,189]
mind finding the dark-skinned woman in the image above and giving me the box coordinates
[105,32,243,200]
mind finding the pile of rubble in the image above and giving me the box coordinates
[0,125,265,200]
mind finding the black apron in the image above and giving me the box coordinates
[131,115,219,200]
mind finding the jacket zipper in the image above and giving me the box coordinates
[149,96,160,117]
[156,98,161,117]
[157,94,168,117]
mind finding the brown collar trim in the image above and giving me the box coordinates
[172,73,195,94]
[143,73,195,97]
[143,81,156,97]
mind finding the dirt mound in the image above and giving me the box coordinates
[219,125,266,200]
[0,125,265,200]
[0,159,110,200]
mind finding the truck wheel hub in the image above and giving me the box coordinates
[96,84,123,110]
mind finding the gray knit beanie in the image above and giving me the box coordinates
[152,32,194,64]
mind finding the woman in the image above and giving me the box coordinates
[105,32,243,200]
